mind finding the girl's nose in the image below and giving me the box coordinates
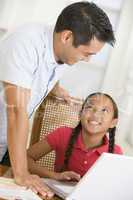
[92,109,102,119]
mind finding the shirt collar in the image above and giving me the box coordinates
[45,26,70,71]
[75,130,109,155]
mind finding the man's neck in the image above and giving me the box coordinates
[53,32,63,64]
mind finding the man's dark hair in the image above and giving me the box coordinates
[54,1,115,47]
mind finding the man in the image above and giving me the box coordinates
[0,1,115,198]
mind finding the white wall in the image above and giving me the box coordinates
[0,0,67,28]
[60,62,105,99]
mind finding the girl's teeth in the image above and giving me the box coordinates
[89,121,99,125]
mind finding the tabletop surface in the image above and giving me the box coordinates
[0,165,62,200]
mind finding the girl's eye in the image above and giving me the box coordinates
[85,105,93,109]
[88,105,93,108]
[101,108,108,113]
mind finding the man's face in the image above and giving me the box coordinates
[59,31,105,65]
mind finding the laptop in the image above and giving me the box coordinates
[43,153,133,200]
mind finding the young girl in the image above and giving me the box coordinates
[27,92,123,181]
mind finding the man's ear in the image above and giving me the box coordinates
[110,118,118,129]
[60,30,73,44]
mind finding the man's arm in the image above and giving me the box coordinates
[3,82,53,198]
[50,81,83,104]
[4,82,30,177]
[50,81,71,102]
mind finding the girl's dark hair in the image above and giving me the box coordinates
[55,1,115,47]
[61,92,118,171]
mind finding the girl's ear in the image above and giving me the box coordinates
[109,118,118,129]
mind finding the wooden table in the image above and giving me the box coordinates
[0,165,9,177]
[0,165,62,200]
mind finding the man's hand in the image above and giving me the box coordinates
[53,171,81,181]
[15,172,54,199]
[50,82,82,104]
[50,82,71,103]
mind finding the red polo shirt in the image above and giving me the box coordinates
[46,127,123,176]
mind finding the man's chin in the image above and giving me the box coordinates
[57,60,64,64]
[66,60,77,65]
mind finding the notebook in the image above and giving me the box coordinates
[0,177,42,200]
[43,153,133,200]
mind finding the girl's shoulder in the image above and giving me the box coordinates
[55,126,73,134]
[48,126,73,139]
[58,126,73,131]
[114,144,123,154]
[45,126,73,150]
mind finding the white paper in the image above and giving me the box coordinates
[0,177,42,200]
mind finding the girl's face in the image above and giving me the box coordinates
[80,94,118,136]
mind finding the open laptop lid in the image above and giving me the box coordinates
[67,153,133,200]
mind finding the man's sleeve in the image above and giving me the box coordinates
[0,33,37,89]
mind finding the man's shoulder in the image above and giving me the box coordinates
[0,23,53,56]
[11,23,49,40]
[3,23,53,45]
[15,23,47,33]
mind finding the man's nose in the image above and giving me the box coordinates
[83,55,91,62]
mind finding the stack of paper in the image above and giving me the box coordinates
[43,178,77,199]
[0,177,42,200]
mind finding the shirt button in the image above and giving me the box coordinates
[84,161,88,164]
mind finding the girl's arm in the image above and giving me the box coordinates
[27,139,57,178]
[27,139,80,181]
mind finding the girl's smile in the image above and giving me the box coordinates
[80,94,118,136]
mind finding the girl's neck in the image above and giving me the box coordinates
[82,129,105,149]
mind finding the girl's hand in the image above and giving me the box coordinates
[53,171,81,181]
